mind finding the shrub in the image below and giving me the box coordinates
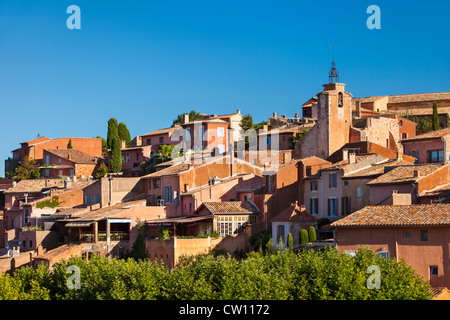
[300,229,309,245]
[308,226,317,242]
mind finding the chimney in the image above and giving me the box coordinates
[68,154,71,160]
[396,152,403,160]
[12,180,16,188]
[236,109,241,114]
[294,113,299,119]
[413,170,420,178]
[342,149,349,162]
[121,140,126,149]
[283,152,292,164]
[348,153,356,164]
[273,112,277,118]
[392,191,412,206]
[37,245,43,256]
[183,113,190,124]
[281,114,286,119]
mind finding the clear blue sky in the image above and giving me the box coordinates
[0,0,449,175]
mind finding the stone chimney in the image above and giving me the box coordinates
[348,153,356,164]
[392,191,412,205]
[183,113,190,124]
[121,140,126,149]
[273,112,277,118]
[68,154,72,160]
[37,245,43,257]
[342,149,349,162]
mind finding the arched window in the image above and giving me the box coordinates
[338,92,344,107]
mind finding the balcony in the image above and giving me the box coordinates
[71,231,129,242]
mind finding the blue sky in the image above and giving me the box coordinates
[0,0,449,175]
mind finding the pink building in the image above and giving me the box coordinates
[136,126,182,153]
[303,153,386,221]
[331,203,450,288]
[120,145,153,176]
[401,127,450,164]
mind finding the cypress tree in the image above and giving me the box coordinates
[265,237,274,255]
[110,136,122,173]
[300,229,309,246]
[287,233,293,250]
[107,118,119,149]
[118,122,131,147]
[432,101,440,131]
[67,139,73,149]
[308,226,317,242]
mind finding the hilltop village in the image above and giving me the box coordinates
[1,64,450,297]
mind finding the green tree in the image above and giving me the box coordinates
[265,237,274,255]
[0,247,433,300]
[173,110,204,126]
[432,101,440,131]
[11,156,41,181]
[67,139,73,149]
[289,128,309,149]
[107,118,119,149]
[157,145,180,163]
[287,233,293,250]
[300,229,309,246]
[308,226,317,242]
[240,114,254,132]
[95,163,109,179]
[118,122,132,147]
[110,136,122,173]
[127,219,148,260]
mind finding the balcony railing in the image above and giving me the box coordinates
[72,231,129,242]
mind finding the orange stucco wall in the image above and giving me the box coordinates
[335,226,450,287]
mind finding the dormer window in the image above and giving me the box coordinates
[338,92,344,107]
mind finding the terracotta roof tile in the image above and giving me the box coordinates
[331,203,450,227]
[200,201,259,214]
[343,159,413,179]
[142,163,192,178]
[401,127,450,142]
[45,149,98,164]
[367,163,445,185]
[271,204,319,223]
[140,127,177,137]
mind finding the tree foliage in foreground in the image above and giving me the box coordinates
[0,247,432,300]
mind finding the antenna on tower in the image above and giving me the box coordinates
[329,45,339,83]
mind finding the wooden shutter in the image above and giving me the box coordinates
[327,199,330,216]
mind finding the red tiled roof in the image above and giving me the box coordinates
[342,159,413,179]
[199,201,259,214]
[141,163,192,178]
[367,164,445,185]
[401,127,450,142]
[331,204,450,227]
[140,127,177,137]
[45,149,98,164]
[271,204,319,223]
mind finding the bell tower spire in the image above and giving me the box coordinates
[329,46,339,83]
